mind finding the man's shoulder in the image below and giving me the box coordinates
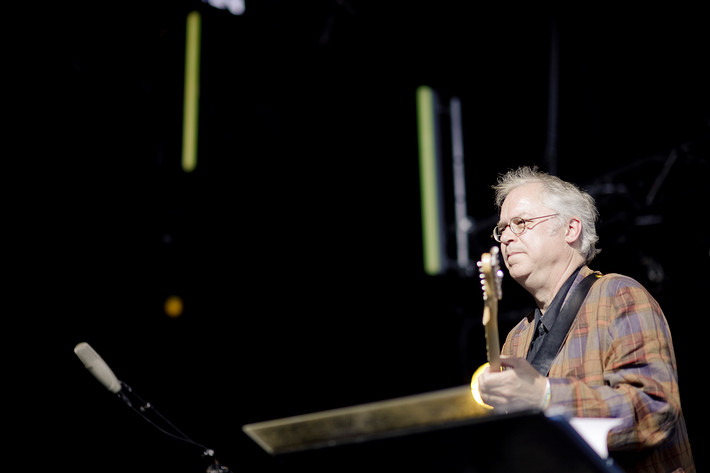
[585,271,661,313]
[594,272,648,293]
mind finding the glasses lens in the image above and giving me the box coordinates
[509,217,526,235]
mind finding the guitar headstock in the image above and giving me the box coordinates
[477,246,503,302]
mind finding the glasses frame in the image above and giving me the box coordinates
[492,213,559,242]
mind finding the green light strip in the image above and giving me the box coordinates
[182,10,201,173]
[416,86,441,275]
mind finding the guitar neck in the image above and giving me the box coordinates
[478,248,503,374]
[483,304,501,372]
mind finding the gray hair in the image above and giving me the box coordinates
[493,166,601,262]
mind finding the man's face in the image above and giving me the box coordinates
[498,183,566,287]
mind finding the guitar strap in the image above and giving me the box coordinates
[529,272,602,375]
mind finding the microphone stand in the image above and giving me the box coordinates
[117,381,232,473]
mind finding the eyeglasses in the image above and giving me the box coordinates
[492,214,559,242]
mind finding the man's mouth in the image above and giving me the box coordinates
[506,250,523,260]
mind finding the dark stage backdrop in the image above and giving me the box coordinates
[19,2,708,472]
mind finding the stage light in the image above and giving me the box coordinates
[416,86,446,275]
[203,0,245,16]
[164,295,184,318]
[182,10,201,173]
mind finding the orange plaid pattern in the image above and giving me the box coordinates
[501,266,695,473]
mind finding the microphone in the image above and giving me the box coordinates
[73,341,233,472]
[74,342,122,394]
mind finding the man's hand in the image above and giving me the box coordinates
[478,357,549,411]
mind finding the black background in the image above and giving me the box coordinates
[18,2,709,471]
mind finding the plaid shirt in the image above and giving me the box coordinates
[501,266,695,473]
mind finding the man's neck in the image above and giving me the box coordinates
[531,256,586,314]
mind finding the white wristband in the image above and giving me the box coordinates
[541,378,551,410]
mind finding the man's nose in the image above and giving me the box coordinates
[500,225,517,242]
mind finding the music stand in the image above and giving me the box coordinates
[243,385,623,472]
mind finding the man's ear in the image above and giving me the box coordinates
[565,218,582,244]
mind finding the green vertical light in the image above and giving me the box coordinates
[416,86,441,275]
[182,10,201,173]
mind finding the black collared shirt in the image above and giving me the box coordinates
[526,266,584,362]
